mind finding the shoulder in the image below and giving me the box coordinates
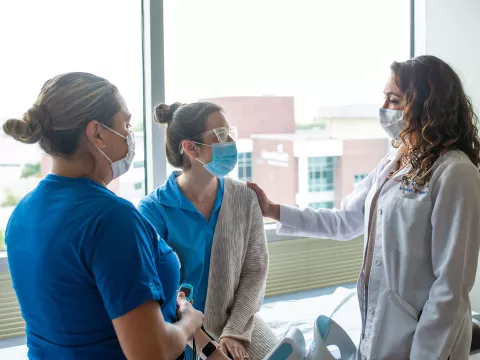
[223,178,262,215]
[224,178,258,202]
[101,196,153,231]
[138,172,179,211]
[378,148,400,171]
[431,150,480,189]
[139,189,162,210]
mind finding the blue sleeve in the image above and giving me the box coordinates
[88,203,165,320]
[138,195,168,239]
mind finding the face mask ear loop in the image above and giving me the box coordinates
[95,146,113,164]
[180,141,210,167]
[100,123,127,140]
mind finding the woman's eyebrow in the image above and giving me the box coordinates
[384,91,402,97]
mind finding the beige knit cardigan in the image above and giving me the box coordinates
[203,178,278,360]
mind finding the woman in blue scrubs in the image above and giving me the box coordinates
[3,72,203,360]
[138,102,277,360]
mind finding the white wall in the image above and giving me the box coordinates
[415,0,480,310]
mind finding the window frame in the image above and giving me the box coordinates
[0,0,415,275]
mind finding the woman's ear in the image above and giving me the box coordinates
[182,140,198,158]
[86,121,107,149]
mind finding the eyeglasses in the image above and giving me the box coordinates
[179,126,237,154]
[196,126,237,143]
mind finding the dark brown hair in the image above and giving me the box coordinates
[3,72,122,157]
[392,55,480,184]
[153,102,223,169]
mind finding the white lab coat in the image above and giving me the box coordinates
[277,149,480,360]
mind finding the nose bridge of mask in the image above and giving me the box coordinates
[379,108,403,124]
[189,141,237,178]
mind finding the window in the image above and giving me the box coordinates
[237,152,252,181]
[164,0,410,297]
[0,0,411,348]
[354,174,368,184]
[309,202,334,210]
[164,0,409,220]
[0,0,145,251]
[308,157,335,192]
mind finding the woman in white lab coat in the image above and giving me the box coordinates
[248,55,480,360]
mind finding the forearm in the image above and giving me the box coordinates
[265,203,280,222]
[277,204,363,240]
[222,267,267,341]
[163,318,197,359]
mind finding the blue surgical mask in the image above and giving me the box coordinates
[194,141,238,178]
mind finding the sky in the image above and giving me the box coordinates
[0,0,410,128]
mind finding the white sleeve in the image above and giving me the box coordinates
[276,169,374,241]
[410,161,480,360]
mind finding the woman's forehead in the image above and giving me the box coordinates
[205,111,228,130]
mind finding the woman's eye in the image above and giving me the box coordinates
[389,99,399,105]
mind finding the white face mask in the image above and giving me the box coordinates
[379,108,407,142]
[96,126,135,180]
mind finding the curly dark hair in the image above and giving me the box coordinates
[391,55,480,185]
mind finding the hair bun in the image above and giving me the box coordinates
[3,104,49,144]
[153,102,185,125]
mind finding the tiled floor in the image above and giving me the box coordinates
[2,285,480,359]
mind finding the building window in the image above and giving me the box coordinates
[308,157,335,192]
[354,174,368,184]
[134,182,143,191]
[237,152,252,182]
[309,202,334,210]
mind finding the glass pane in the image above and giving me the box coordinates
[0,0,144,250]
[164,0,410,224]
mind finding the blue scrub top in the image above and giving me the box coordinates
[138,171,224,313]
[6,174,180,360]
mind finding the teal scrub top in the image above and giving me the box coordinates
[6,174,180,360]
[138,171,224,312]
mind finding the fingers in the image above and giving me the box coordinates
[246,181,259,192]
[220,339,248,360]
[227,344,240,360]
[177,292,187,306]
[238,346,249,360]
[220,341,228,357]
[247,181,266,199]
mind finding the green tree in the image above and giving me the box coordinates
[131,122,143,132]
[0,229,5,251]
[21,162,41,179]
[1,192,20,207]
[295,116,327,131]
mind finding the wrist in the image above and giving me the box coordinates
[267,203,281,222]
[177,312,197,339]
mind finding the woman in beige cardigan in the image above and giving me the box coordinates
[138,102,278,360]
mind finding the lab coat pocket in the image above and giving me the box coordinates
[384,196,432,258]
[372,291,418,359]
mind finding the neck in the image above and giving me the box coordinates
[177,169,218,203]
[52,155,110,187]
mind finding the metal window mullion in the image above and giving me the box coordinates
[143,0,167,194]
